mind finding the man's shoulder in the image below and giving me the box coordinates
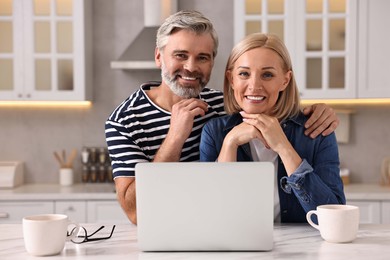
[107,82,158,122]
[126,81,161,106]
[116,89,146,112]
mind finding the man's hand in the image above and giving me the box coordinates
[303,103,339,138]
[169,98,208,143]
[153,98,208,162]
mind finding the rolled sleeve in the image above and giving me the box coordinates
[280,159,313,193]
[280,157,345,213]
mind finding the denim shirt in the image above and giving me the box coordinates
[200,112,346,223]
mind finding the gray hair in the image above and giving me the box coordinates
[156,10,219,58]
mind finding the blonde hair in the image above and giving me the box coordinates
[224,33,300,122]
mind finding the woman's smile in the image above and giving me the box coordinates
[245,95,265,102]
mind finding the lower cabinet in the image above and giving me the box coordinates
[87,201,128,223]
[347,201,381,224]
[55,201,87,223]
[0,200,127,224]
[347,200,390,224]
[382,202,390,224]
[0,201,54,223]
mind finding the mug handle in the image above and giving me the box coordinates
[66,222,81,241]
[306,210,320,230]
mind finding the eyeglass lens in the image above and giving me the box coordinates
[69,225,115,244]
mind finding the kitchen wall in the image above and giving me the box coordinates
[0,0,389,185]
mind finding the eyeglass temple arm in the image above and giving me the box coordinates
[86,225,116,241]
[86,225,106,238]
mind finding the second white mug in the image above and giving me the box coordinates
[306,204,359,243]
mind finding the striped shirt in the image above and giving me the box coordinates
[105,81,226,178]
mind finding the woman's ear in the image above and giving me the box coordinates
[226,70,234,89]
[281,70,292,91]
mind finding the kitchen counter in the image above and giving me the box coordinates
[344,183,390,200]
[1,223,390,259]
[1,183,390,201]
[0,183,116,201]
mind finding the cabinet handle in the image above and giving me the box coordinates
[0,212,9,219]
[66,206,75,212]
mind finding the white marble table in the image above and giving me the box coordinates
[1,223,390,259]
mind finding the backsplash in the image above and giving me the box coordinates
[0,0,389,185]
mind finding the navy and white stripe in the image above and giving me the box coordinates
[105,82,225,178]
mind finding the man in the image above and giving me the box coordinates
[105,10,339,225]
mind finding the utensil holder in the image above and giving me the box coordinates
[59,168,74,186]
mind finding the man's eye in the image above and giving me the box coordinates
[199,56,210,62]
[175,54,187,59]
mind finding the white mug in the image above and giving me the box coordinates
[306,204,359,243]
[23,214,79,256]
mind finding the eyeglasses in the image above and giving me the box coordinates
[68,225,116,244]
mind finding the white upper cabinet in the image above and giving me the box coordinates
[0,0,92,101]
[234,0,366,100]
[357,0,390,98]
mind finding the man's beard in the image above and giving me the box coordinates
[161,62,209,98]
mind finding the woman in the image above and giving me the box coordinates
[200,33,345,223]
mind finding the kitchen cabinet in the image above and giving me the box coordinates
[0,184,126,224]
[347,200,381,224]
[87,201,128,223]
[234,0,390,99]
[357,0,390,98]
[55,200,87,223]
[234,0,357,99]
[0,200,126,224]
[347,200,390,224]
[343,184,390,224]
[0,0,92,101]
[0,201,53,224]
[381,202,390,224]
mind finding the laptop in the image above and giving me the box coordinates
[135,162,274,252]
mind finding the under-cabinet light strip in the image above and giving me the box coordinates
[0,101,92,108]
[300,99,390,106]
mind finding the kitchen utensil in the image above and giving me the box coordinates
[53,149,77,168]
[380,157,390,185]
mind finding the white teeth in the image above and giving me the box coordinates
[246,96,265,101]
[181,76,197,81]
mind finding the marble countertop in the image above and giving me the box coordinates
[1,223,390,259]
[0,183,117,201]
[1,183,390,202]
